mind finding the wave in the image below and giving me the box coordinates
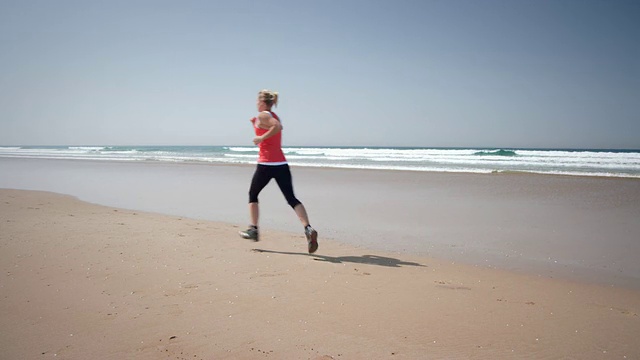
[228,147,257,153]
[473,149,517,156]
[68,146,106,151]
[2,145,639,178]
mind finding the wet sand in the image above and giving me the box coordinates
[1,189,640,359]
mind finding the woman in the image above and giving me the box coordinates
[239,89,318,253]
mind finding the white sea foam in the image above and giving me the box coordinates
[68,146,106,151]
[227,147,257,152]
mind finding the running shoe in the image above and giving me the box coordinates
[239,227,259,241]
[305,226,318,253]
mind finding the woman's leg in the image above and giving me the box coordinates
[240,165,273,241]
[273,165,318,253]
[247,165,272,226]
[248,203,259,227]
[293,203,310,227]
[273,165,306,223]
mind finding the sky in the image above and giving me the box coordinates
[0,0,638,149]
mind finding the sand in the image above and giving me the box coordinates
[1,188,640,359]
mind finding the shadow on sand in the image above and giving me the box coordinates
[252,249,425,268]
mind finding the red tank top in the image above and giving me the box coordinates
[252,111,286,164]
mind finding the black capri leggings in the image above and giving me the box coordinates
[248,164,302,208]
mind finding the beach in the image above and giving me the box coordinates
[1,158,640,287]
[1,158,640,358]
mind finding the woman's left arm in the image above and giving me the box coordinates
[253,113,282,145]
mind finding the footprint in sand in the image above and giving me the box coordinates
[434,280,471,290]
[591,303,638,317]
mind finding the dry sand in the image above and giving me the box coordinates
[1,189,639,359]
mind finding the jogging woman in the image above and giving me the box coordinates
[239,89,318,253]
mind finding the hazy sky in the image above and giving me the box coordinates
[0,0,638,148]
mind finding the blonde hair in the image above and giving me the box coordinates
[258,89,279,107]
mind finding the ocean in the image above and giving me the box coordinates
[1,145,639,178]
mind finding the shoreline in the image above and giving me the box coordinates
[1,157,640,290]
[1,188,639,359]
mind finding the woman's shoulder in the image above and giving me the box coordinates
[258,111,278,120]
